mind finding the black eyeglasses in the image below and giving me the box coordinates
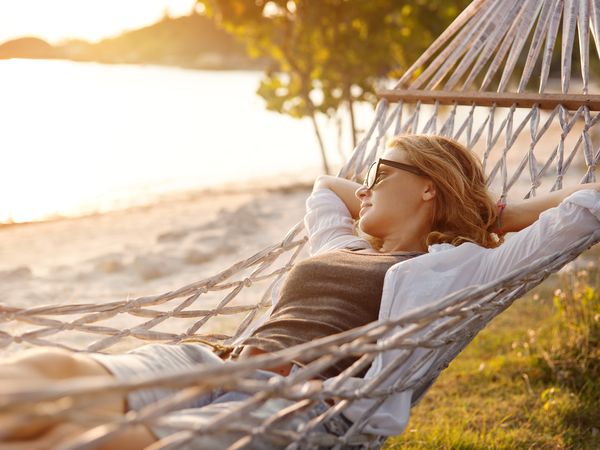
[363,158,425,189]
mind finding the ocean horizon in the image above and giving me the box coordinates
[0,59,365,225]
[2,58,584,227]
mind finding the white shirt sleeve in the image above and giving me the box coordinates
[304,187,372,255]
[336,189,600,436]
[475,189,600,284]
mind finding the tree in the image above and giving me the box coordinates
[198,0,470,174]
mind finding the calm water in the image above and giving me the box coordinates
[2,59,580,225]
[0,59,360,223]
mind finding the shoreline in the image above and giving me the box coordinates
[0,177,313,353]
[0,178,315,230]
[0,177,312,296]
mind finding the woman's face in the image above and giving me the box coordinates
[355,148,435,239]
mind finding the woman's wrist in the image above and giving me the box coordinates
[498,202,524,234]
[495,198,507,235]
[314,175,362,219]
[498,182,600,234]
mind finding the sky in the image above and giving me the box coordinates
[0,0,199,45]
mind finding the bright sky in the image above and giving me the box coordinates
[0,0,199,45]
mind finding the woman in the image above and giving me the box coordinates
[2,135,599,449]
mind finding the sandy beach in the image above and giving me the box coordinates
[0,182,313,355]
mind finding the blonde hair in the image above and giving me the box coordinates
[383,134,501,249]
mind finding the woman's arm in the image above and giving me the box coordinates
[313,176,600,233]
[501,182,600,233]
[477,187,600,287]
[304,177,371,255]
[313,175,362,219]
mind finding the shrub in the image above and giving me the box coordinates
[534,264,600,391]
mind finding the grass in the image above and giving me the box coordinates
[383,251,600,450]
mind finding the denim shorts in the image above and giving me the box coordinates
[90,342,241,411]
[89,343,354,449]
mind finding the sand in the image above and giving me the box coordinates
[0,183,313,355]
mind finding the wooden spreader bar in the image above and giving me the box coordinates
[378,89,600,111]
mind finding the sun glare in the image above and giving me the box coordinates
[0,0,198,44]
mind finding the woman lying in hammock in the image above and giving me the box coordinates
[2,134,600,449]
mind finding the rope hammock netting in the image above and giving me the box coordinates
[2,0,600,448]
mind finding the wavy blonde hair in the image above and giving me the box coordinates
[383,134,501,249]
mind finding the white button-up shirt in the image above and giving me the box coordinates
[238,187,600,436]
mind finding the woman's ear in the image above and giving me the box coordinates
[422,182,436,201]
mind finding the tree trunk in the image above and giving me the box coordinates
[302,91,330,174]
[309,111,330,174]
[335,114,346,161]
[348,97,356,149]
[277,14,330,175]
[343,83,357,150]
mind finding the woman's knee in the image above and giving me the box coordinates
[7,347,110,380]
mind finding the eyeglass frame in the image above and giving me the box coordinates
[363,158,425,189]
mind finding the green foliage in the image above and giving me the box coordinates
[385,257,600,449]
[197,0,470,137]
[533,268,600,391]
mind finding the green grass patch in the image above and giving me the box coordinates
[383,252,600,450]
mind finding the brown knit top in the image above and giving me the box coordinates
[243,248,423,378]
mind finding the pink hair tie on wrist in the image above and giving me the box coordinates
[496,198,507,235]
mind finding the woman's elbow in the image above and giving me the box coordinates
[313,175,335,192]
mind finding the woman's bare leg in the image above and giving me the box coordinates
[1,421,156,450]
[0,347,125,440]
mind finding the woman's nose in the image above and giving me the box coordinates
[355,184,369,200]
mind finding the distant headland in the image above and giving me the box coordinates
[0,12,265,70]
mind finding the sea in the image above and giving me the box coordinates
[0,59,369,224]
[0,59,588,225]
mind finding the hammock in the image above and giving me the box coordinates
[2,0,600,448]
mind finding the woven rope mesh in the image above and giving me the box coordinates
[2,1,600,449]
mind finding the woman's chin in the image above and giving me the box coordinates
[358,219,377,237]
